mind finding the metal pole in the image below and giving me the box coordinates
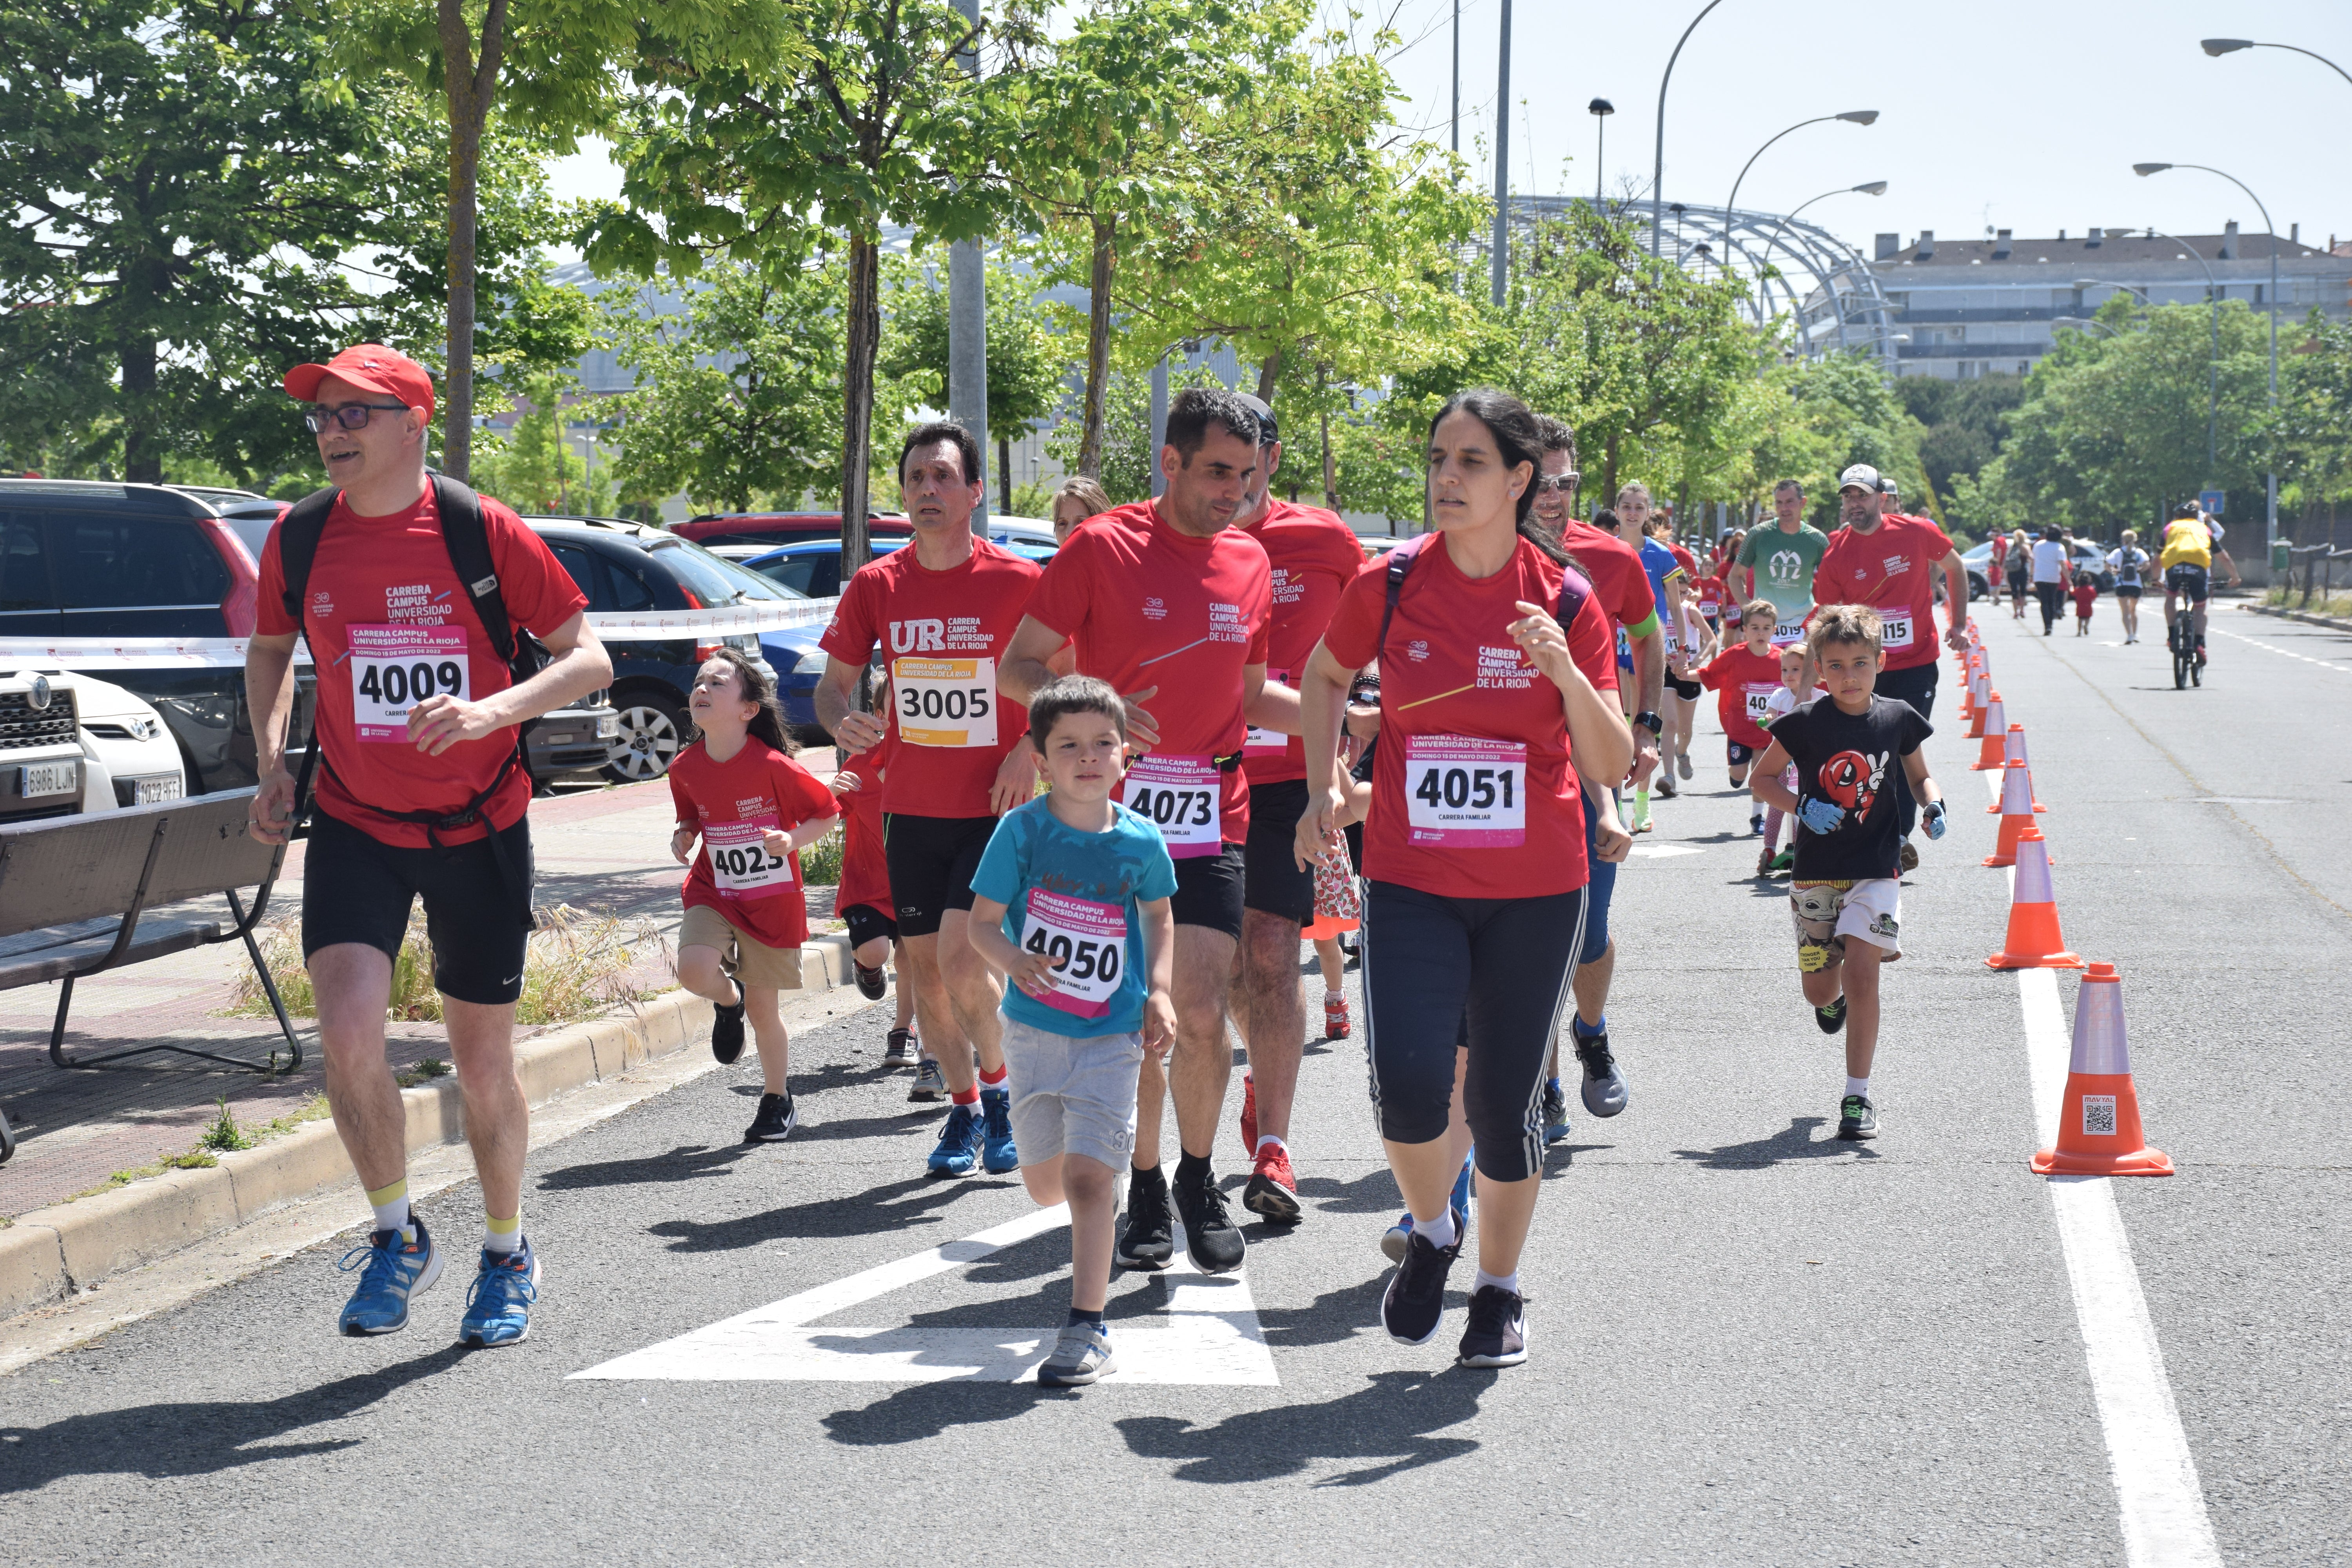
[1652,0,1729,256]
[1491,0,1511,307]
[2170,165,2281,550]
[1594,114,1605,203]
[948,0,987,533]
[1450,0,1459,160]
[1148,356,1170,500]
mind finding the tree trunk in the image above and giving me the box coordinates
[1077,214,1116,478]
[436,0,507,485]
[998,434,1014,514]
[1256,348,1282,403]
[1321,401,1336,510]
[840,234,883,564]
[118,256,162,483]
[1601,430,1621,514]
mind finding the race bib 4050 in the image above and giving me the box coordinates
[1020,888,1127,1021]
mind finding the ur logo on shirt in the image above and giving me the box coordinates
[1820,748,1887,821]
[888,619,947,653]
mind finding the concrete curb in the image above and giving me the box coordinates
[0,932,853,1321]
[2243,603,2352,632]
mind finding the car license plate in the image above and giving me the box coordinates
[541,732,575,746]
[132,775,184,804]
[19,760,78,799]
[596,714,621,738]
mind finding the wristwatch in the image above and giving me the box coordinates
[1634,710,1664,736]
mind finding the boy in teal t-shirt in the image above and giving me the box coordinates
[969,674,1176,1389]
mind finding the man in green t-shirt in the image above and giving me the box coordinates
[1733,479,1830,647]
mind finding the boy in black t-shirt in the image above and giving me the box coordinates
[1751,605,1946,1141]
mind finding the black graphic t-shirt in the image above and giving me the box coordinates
[1770,693,1933,880]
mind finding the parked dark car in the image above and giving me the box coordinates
[672,510,914,551]
[523,518,823,779]
[738,535,1058,605]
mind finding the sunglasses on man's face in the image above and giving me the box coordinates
[303,403,407,434]
[1532,474,1580,494]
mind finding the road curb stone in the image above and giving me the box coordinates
[0,932,851,1321]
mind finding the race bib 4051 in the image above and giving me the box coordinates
[1404,735,1528,848]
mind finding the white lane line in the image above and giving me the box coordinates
[1984,764,2223,1566]
[2207,622,2350,674]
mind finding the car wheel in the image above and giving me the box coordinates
[603,691,689,782]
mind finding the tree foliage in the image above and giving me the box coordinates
[880,257,1072,513]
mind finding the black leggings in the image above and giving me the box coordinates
[2035,581,2065,632]
[1361,880,1586,1183]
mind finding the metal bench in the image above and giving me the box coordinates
[0,789,301,1163]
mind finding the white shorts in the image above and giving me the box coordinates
[998,1011,1144,1171]
[1788,877,1902,967]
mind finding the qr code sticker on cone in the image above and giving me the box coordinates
[2082,1094,2118,1137]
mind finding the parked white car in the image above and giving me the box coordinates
[0,668,187,824]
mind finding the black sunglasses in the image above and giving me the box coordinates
[303,402,407,434]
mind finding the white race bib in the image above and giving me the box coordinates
[1019,888,1127,1022]
[350,625,468,742]
[1879,613,1914,652]
[705,817,791,900]
[893,656,998,748]
[1744,683,1780,724]
[1771,618,1809,649]
[1699,597,1721,619]
[1121,753,1221,858]
[1243,668,1292,758]
[1405,735,1528,848]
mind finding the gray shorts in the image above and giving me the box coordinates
[998,1011,1145,1171]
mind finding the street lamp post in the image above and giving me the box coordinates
[1491,0,1512,307]
[1721,110,1878,247]
[2136,162,2281,553]
[1651,0,1730,256]
[1758,182,1887,347]
[2200,37,2352,90]
[1589,99,1613,206]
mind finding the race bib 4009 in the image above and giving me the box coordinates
[1120,753,1221,857]
[1404,735,1528,848]
[1019,888,1127,1021]
[893,656,997,748]
[350,625,468,742]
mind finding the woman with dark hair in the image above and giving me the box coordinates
[1291,387,1633,1368]
[2029,523,2071,635]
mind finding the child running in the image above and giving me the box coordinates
[1749,605,1946,1142]
[2071,569,2098,636]
[1698,600,1785,835]
[830,739,918,1069]
[1756,644,1813,877]
[1659,575,1711,792]
[667,650,842,1142]
[966,675,1177,1388]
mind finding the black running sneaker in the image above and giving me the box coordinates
[882,1028,920,1069]
[1114,1167,1174,1270]
[1898,839,1919,873]
[1381,1207,1464,1346]
[1837,1094,1878,1140]
[710,993,746,1065]
[1815,995,1847,1035]
[1172,1164,1246,1273]
[743,1092,798,1143]
[1457,1284,1528,1368]
[853,961,887,1001]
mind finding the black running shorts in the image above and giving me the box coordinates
[1169,843,1246,941]
[301,809,534,1006]
[843,902,898,951]
[883,813,995,938]
[1242,780,1314,925]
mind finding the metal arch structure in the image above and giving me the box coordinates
[1478,197,1902,369]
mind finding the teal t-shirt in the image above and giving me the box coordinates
[971,797,1178,1038]
[1737,523,1830,625]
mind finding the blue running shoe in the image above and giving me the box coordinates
[1450,1150,1475,1214]
[1385,1154,1476,1263]
[979,1086,1019,1174]
[1542,1077,1572,1143]
[927,1101,985,1177]
[336,1210,442,1336]
[459,1239,539,1348]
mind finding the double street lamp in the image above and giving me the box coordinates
[2200,37,2352,89]
[1720,110,1878,249]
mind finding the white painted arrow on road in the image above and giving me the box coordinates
[571,1203,1279,1386]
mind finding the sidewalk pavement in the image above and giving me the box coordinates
[0,752,841,1220]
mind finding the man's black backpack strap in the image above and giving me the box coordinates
[275,486,339,626]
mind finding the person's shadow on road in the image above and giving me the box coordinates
[1673,1116,1880,1168]
[0,1345,466,1493]
[1115,1369,1486,1485]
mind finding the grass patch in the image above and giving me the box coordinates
[393,1058,450,1088]
[227,905,667,1028]
[800,825,844,887]
[2265,586,2352,618]
[199,1097,253,1152]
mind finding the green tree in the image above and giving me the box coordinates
[2267,310,2352,543]
[1895,372,2025,506]
[471,368,617,513]
[1041,361,1226,506]
[880,257,1072,513]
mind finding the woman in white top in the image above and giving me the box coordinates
[2107,530,2151,644]
[2029,525,2071,635]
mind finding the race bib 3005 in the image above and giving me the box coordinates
[349,624,468,742]
[705,817,792,899]
[1121,753,1221,857]
[893,656,998,748]
[1019,888,1127,1021]
[1404,735,1528,848]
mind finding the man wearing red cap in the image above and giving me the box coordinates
[244,345,612,1346]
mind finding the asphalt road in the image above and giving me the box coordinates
[2,607,2345,1567]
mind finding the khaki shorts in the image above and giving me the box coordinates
[999,1011,1144,1171]
[679,904,805,991]
[1789,878,1902,970]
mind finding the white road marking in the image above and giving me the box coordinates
[570,1205,1279,1386]
[1984,765,2223,1566]
[2207,622,2350,674]
[1628,843,1702,858]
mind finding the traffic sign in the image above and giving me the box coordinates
[2198,489,2224,517]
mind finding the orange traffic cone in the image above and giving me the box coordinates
[1982,726,2046,811]
[1982,762,2047,866]
[1967,688,2003,741]
[1971,704,2011,769]
[2032,963,2172,1176]
[1958,669,1981,726]
[1987,831,2084,969]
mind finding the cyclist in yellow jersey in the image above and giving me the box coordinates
[2158,501,2239,664]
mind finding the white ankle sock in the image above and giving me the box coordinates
[484,1213,523,1255]
[367,1178,411,1241]
[1474,1267,1521,1297]
[1413,1208,1458,1250]
[1846,1076,1870,1099]
[1254,1134,1286,1156]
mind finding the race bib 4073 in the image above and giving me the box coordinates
[1121,753,1221,858]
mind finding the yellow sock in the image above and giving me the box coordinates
[484,1210,523,1255]
[367,1177,412,1241]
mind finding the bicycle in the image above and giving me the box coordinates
[2167,598,2200,688]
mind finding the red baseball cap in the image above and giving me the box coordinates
[283,345,435,420]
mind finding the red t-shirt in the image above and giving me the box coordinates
[1813,512,1954,671]
[1668,543,1700,582]
[1022,503,1271,844]
[1691,574,1728,620]
[817,537,1041,820]
[1324,536,1602,900]
[2071,581,2099,614]
[1699,644,1784,748]
[831,739,893,918]
[255,486,587,848]
[1559,519,1660,636]
[1238,499,1365,787]
[668,738,838,950]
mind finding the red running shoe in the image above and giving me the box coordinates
[1323,991,1351,1040]
[1238,1072,1258,1158]
[1242,1140,1302,1223]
